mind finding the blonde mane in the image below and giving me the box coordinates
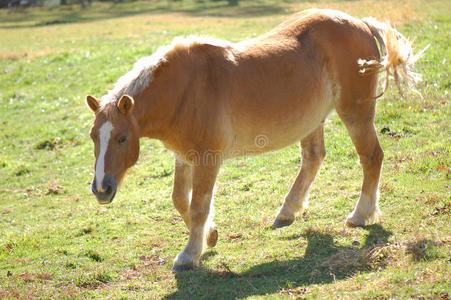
[99,36,235,115]
[100,45,170,108]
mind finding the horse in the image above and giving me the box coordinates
[85,9,424,271]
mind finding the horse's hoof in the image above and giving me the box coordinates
[171,263,194,272]
[345,213,365,227]
[272,217,294,228]
[345,218,362,227]
[207,228,218,248]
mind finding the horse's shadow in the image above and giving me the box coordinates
[165,224,392,299]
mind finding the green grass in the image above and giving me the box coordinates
[0,0,450,298]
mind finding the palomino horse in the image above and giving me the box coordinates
[86,9,423,270]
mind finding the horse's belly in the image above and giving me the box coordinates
[224,62,338,159]
[226,107,330,158]
[225,82,336,158]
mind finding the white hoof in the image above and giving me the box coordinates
[172,250,199,271]
[346,207,380,227]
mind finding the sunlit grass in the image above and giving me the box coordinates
[0,0,449,298]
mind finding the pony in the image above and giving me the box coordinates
[85,9,424,271]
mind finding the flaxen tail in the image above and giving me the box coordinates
[359,17,429,99]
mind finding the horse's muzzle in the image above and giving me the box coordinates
[91,174,117,204]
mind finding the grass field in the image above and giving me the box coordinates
[0,0,450,298]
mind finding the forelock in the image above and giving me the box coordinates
[98,102,119,121]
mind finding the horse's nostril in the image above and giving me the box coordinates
[92,174,117,203]
[105,185,112,195]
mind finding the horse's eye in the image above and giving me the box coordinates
[118,136,127,144]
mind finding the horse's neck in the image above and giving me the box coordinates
[132,86,176,141]
[132,96,160,140]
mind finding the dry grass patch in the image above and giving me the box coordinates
[321,242,401,273]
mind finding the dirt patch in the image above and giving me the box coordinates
[0,288,20,299]
[18,272,53,282]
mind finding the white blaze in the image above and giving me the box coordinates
[96,121,114,192]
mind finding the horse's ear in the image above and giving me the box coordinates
[117,94,134,115]
[86,95,100,113]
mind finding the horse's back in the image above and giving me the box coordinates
[222,9,380,156]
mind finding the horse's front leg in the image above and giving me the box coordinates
[172,157,218,249]
[172,157,192,229]
[172,163,219,271]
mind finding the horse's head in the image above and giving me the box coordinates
[86,94,140,204]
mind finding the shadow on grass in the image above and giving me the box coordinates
[0,0,367,29]
[0,0,288,29]
[165,224,392,299]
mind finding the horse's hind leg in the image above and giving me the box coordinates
[172,157,218,247]
[337,102,384,227]
[273,124,326,228]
